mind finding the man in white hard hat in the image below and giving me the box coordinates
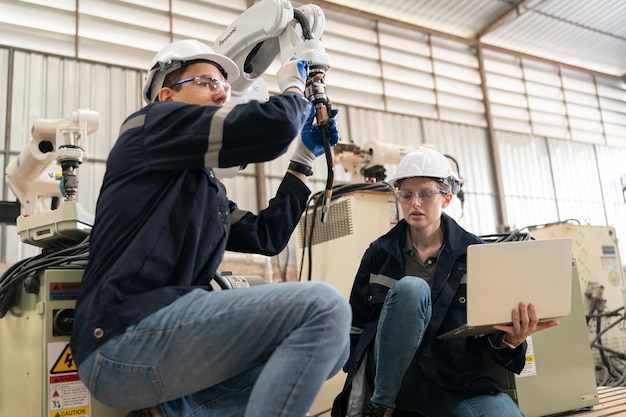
[333,146,558,417]
[70,39,349,417]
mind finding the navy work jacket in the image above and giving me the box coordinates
[70,93,312,365]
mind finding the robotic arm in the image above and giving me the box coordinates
[214,0,330,117]
[334,140,413,183]
[214,0,335,220]
[5,109,99,247]
[5,109,99,215]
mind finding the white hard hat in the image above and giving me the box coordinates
[387,146,461,194]
[142,39,240,104]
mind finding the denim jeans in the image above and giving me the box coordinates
[407,371,525,417]
[77,281,351,417]
[371,276,432,412]
[369,276,524,417]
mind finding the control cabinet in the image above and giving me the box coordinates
[0,268,127,417]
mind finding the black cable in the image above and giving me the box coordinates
[0,236,90,318]
[293,9,313,40]
[479,230,532,243]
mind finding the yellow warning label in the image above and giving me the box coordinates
[525,355,535,363]
[50,344,77,374]
[51,406,89,417]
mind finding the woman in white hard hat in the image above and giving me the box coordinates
[333,146,557,417]
[69,39,349,417]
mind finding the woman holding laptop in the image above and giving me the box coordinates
[332,146,558,417]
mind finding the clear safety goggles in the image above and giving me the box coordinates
[169,75,231,98]
[396,188,448,204]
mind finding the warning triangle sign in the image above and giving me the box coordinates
[50,344,77,374]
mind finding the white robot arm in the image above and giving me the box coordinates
[214,0,332,123]
[214,0,336,219]
[214,0,327,93]
[5,109,99,215]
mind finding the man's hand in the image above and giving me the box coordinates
[290,107,340,167]
[276,59,308,93]
[493,302,560,348]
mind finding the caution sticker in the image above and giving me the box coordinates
[48,342,91,417]
[51,407,90,417]
[50,344,77,374]
[516,335,537,378]
[50,282,81,301]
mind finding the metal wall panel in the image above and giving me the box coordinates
[496,130,560,230]
[421,119,496,235]
[483,48,626,146]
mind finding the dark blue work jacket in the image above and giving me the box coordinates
[70,93,312,365]
[333,213,527,415]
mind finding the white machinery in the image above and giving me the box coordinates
[214,0,331,123]
[333,140,413,183]
[1,110,128,416]
[529,223,626,386]
[5,109,99,248]
[214,0,338,221]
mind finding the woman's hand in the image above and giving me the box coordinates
[493,302,559,348]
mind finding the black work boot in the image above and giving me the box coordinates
[358,401,393,417]
[126,410,152,417]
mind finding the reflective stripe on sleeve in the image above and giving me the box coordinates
[118,114,146,137]
[230,209,249,225]
[369,273,396,289]
[205,106,234,167]
[351,326,363,335]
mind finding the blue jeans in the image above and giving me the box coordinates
[77,282,351,417]
[371,276,432,412]
[407,371,525,417]
[370,276,524,417]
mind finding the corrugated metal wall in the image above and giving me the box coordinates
[1,0,626,268]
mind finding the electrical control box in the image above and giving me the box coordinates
[0,268,127,417]
[530,224,626,380]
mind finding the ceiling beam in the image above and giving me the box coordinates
[474,0,535,39]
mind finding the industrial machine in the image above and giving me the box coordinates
[295,186,397,415]
[529,222,626,387]
[333,140,413,183]
[5,109,99,248]
[214,0,337,220]
[0,109,128,416]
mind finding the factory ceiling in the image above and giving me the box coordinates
[316,0,626,79]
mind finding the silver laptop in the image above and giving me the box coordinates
[437,237,573,340]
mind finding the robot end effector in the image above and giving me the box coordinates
[5,109,100,216]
